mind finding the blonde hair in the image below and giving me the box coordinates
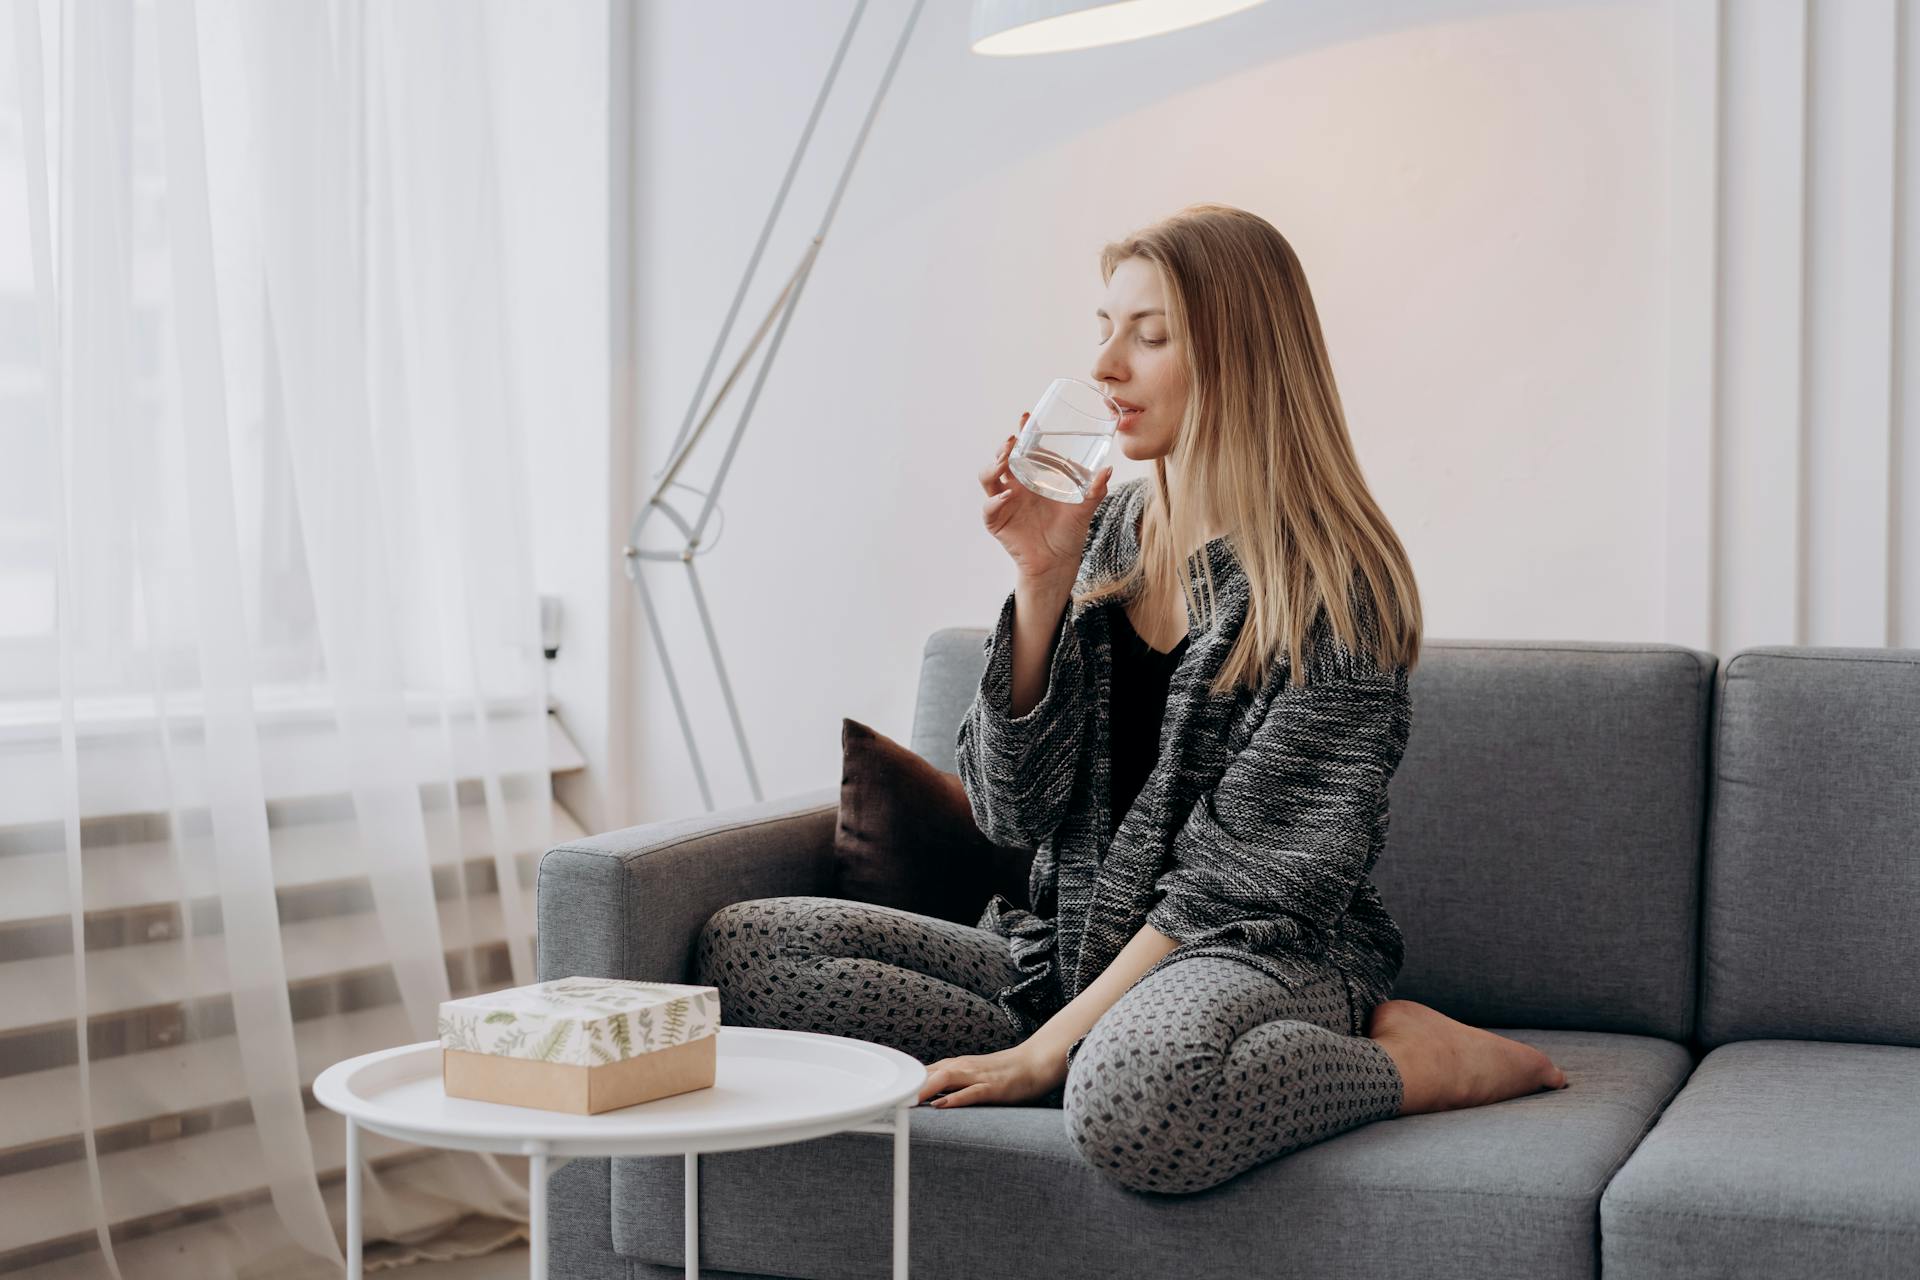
[1074,203,1422,695]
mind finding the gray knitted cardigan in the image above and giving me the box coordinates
[956,475,1412,1055]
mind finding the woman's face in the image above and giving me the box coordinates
[1092,255,1188,461]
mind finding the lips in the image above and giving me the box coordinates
[1114,401,1144,430]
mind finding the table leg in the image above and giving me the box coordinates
[345,1118,361,1280]
[893,1103,909,1279]
[685,1151,698,1279]
[528,1144,548,1280]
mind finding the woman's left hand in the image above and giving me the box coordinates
[918,1043,1064,1108]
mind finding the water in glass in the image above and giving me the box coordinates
[1008,378,1118,502]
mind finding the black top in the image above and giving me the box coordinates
[1106,599,1190,840]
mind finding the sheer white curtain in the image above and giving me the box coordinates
[0,0,565,1274]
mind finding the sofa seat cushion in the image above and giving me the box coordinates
[1600,1039,1920,1280]
[608,1030,1688,1280]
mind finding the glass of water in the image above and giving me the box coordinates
[1007,378,1120,503]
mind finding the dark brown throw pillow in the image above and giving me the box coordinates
[832,718,1034,926]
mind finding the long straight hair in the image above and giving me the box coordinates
[1073,203,1422,695]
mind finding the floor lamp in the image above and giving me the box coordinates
[622,0,1272,813]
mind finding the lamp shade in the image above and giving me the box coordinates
[968,0,1269,56]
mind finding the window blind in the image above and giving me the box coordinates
[0,710,587,1271]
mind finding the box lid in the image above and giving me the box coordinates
[438,977,720,1066]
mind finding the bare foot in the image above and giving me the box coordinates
[1366,999,1569,1116]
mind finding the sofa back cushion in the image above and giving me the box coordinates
[917,629,1715,1042]
[911,629,993,773]
[1698,647,1920,1050]
[1378,641,1714,1043]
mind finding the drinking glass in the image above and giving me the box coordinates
[1007,377,1119,503]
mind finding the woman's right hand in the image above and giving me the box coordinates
[978,412,1113,584]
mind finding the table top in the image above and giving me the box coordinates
[312,1027,928,1158]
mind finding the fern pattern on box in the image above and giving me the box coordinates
[531,1021,573,1063]
[438,1012,482,1054]
[438,977,719,1066]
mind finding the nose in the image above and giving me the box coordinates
[1091,347,1125,390]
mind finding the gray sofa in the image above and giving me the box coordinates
[535,634,1920,1279]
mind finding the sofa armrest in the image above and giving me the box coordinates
[536,784,839,984]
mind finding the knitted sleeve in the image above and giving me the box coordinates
[953,488,1122,851]
[953,590,1087,850]
[1146,650,1412,957]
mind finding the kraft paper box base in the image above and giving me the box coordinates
[443,1033,716,1115]
[437,977,723,1115]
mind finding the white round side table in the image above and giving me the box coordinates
[313,1026,928,1280]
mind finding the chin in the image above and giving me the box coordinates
[1116,430,1171,462]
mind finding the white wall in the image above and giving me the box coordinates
[1672,0,1920,651]
[617,0,1676,824]
[487,0,616,834]
[464,0,1920,830]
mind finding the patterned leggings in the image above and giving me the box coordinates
[693,894,1406,1196]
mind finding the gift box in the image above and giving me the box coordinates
[437,976,720,1114]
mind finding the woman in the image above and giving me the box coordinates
[695,204,1567,1196]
